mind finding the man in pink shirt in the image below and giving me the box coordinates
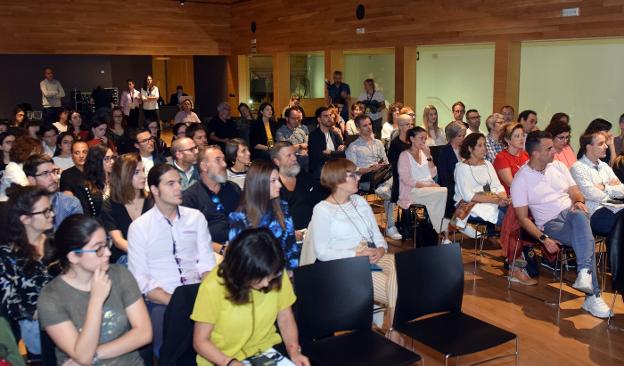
[510,130,611,319]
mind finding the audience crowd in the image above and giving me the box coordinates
[1,66,624,365]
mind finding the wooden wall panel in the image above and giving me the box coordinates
[0,0,230,55]
[231,0,624,54]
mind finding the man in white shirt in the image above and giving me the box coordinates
[346,115,401,240]
[465,109,481,136]
[40,67,65,128]
[570,131,624,235]
[119,79,141,129]
[128,163,215,356]
[134,129,165,189]
[511,131,611,318]
[39,125,58,158]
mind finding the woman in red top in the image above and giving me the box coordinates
[493,123,528,194]
[493,123,536,285]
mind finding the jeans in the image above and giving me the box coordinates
[147,302,167,358]
[590,207,623,235]
[18,318,41,355]
[543,208,599,296]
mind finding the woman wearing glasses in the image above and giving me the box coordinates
[38,214,152,366]
[73,145,116,217]
[545,120,576,169]
[101,153,153,265]
[0,186,54,359]
[192,228,309,366]
[228,160,298,270]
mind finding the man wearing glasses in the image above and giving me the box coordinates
[464,109,482,136]
[23,154,82,230]
[128,163,216,357]
[169,137,200,190]
[134,128,166,182]
[182,145,240,253]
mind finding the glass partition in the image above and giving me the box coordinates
[290,52,325,99]
[344,49,396,110]
[249,55,273,106]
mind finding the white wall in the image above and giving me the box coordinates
[415,43,495,132]
[520,38,624,150]
[345,52,396,107]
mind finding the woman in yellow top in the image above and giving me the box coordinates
[192,228,310,366]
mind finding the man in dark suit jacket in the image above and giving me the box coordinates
[169,85,188,106]
[308,106,345,179]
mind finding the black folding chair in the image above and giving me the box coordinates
[393,244,518,366]
[293,256,421,366]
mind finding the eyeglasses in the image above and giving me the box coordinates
[72,238,112,257]
[103,155,118,162]
[180,145,199,153]
[137,137,153,144]
[346,171,361,180]
[25,207,54,219]
[555,135,570,141]
[34,168,61,178]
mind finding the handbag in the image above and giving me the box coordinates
[452,200,476,221]
[401,204,438,248]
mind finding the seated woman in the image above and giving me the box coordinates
[308,158,397,333]
[571,132,624,235]
[545,120,576,169]
[53,132,75,171]
[87,115,116,153]
[225,138,251,189]
[397,127,451,243]
[174,98,201,124]
[0,186,54,358]
[108,107,134,155]
[68,110,89,141]
[73,145,116,217]
[52,107,71,133]
[101,153,154,265]
[0,132,16,172]
[454,133,510,235]
[249,103,278,161]
[192,228,310,366]
[345,101,365,136]
[0,135,41,201]
[228,160,298,270]
[387,113,414,218]
[147,119,171,159]
[38,214,152,366]
[172,122,189,145]
[437,121,467,218]
[493,123,536,285]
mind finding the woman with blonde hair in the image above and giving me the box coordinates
[422,104,446,146]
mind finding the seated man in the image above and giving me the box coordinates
[345,115,400,240]
[182,145,240,251]
[271,141,323,242]
[186,123,209,149]
[511,131,611,318]
[276,106,309,171]
[308,106,345,179]
[23,154,83,230]
[128,163,216,356]
[570,131,624,235]
[134,128,166,183]
[169,137,199,190]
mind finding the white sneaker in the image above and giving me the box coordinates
[441,238,452,245]
[572,268,594,294]
[386,226,402,240]
[459,224,479,239]
[582,295,613,318]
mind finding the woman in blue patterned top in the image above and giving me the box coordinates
[228,160,299,270]
[0,186,55,358]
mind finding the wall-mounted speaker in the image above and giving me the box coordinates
[251,21,256,33]
[356,4,365,20]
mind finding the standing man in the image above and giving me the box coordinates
[207,102,238,150]
[326,70,351,122]
[120,79,141,129]
[465,109,481,135]
[182,146,241,249]
[128,163,216,357]
[450,101,466,127]
[308,106,345,179]
[40,67,65,128]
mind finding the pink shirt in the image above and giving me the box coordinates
[510,160,576,228]
[397,149,436,209]
[553,145,576,169]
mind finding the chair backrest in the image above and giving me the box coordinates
[293,256,373,341]
[393,244,464,327]
[159,283,201,366]
[299,225,317,266]
[609,212,624,292]
[429,144,444,168]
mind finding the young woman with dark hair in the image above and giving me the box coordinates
[545,120,576,168]
[249,102,278,160]
[101,153,153,264]
[192,228,309,366]
[53,132,74,171]
[38,214,151,366]
[0,132,16,172]
[68,110,89,141]
[146,119,170,158]
[225,138,251,189]
[52,106,71,133]
[73,145,116,217]
[11,106,27,128]
[141,75,160,124]
[0,186,54,358]
[108,106,134,155]
[228,160,298,270]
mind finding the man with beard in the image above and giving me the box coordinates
[23,154,82,230]
[182,145,241,252]
[271,142,323,242]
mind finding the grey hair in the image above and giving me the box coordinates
[445,121,467,143]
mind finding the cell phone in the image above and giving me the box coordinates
[367,241,376,248]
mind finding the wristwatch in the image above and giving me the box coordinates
[92,352,100,365]
[539,234,549,243]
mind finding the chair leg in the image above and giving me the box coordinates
[515,336,520,366]
[557,250,565,308]
[607,291,623,331]
[508,237,521,289]
[444,354,450,366]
